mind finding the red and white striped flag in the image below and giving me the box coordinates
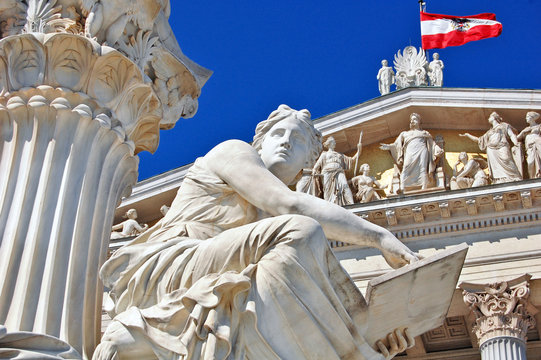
[420,12,502,50]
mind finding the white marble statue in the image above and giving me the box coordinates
[460,112,523,184]
[313,136,361,206]
[110,209,148,239]
[450,152,489,190]
[428,53,444,87]
[377,59,395,95]
[350,164,386,203]
[380,113,443,192]
[517,111,541,179]
[94,105,418,360]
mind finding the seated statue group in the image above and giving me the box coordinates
[295,111,541,207]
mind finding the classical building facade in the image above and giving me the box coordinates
[109,87,541,359]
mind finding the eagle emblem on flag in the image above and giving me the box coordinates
[449,18,471,32]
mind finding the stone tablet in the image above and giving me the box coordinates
[363,243,468,350]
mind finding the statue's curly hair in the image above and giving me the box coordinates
[252,104,322,168]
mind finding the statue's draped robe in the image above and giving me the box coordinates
[101,158,383,360]
[456,160,488,189]
[313,150,354,206]
[352,175,380,203]
[388,129,441,189]
[524,125,541,179]
[478,123,522,183]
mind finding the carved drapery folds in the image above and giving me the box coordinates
[460,275,537,347]
[0,1,210,358]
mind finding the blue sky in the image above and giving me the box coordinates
[138,0,541,180]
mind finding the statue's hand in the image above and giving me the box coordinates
[93,341,119,360]
[458,133,468,137]
[376,328,415,359]
[379,234,420,269]
[380,143,391,151]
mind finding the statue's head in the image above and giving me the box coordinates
[433,53,439,60]
[381,59,388,66]
[459,151,468,163]
[126,209,137,219]
[526,111,540,125]
[323,136,337,151]
[409,113,421,129]
[488,112,502,126]
[253,105,322,183]
[360,163,370,174]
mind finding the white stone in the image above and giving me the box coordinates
[377,59,395,95]
[0,1,210,358]
[517,111,541,179]
[380,113,443,192]
[460,112,523,184]
[312,135,361,206]
[95,105,421,360]
[363,243,468,350]
[427,53,444,87]
[350,163,386,203]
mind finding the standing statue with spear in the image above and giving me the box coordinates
[312,131,363,206]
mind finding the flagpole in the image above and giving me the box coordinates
[419,1,428,57]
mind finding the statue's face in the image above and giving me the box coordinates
[382,60,388,66]
[526,112,538,125]
[433,53,439,60]
[326,138,336,150]
[362,164,370,173]
[488,113,499,126]
[260,117,310,178]
[410,115,420,129]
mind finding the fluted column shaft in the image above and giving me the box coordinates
[0,0,209,357]
[480,336,526,360]
[0,90,138,357]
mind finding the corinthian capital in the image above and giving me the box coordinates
[460,274,537,345]
[0,0,211,143]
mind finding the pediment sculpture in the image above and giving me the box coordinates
[380,113,444,193]
[460,112,523,184]
[111,209,148,239]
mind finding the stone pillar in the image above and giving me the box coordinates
[0,1,210,358]
[460,275,537,360]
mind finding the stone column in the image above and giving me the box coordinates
[0,1,210,358]
[460,275,537,360]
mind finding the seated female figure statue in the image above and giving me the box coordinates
[94,105,418,360]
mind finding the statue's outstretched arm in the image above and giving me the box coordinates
[206,140,419,268]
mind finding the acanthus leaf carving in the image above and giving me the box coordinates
[3,34,45,90]
[116,30,158,77]
[460,275,537,345]
[45,34,95,91]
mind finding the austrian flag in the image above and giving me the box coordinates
[420,12,502,49]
